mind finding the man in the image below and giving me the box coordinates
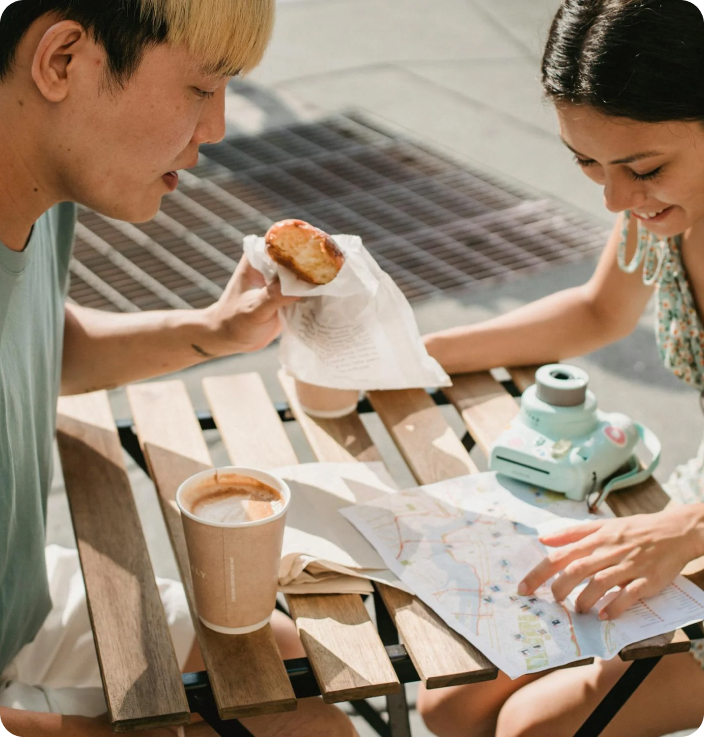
[0,2,357,735]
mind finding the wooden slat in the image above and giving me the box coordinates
[367,388,479,481]
[203,373,399,703]
[375,584,496,688]
[279,370,382,464]
[507,365,540,394]
[278,372,498,689]
[442,372,518,457]
[127,381,297,720]
[620,629,691,661]
[286,594,401,702]
[445,370,694,661]
[203,374,298,470]
[56,392,189,732]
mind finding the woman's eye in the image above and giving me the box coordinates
[632,167,663,182]
[574,156,596,168]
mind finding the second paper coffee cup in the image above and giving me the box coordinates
[176,467,290,634]
[295,379,359,419]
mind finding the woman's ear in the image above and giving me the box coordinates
[31,20,85,103]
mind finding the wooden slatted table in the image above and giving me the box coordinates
[55,366,702,737]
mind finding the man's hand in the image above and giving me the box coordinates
[204,255,297,357]
[517,504,704,620]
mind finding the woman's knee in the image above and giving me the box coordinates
[417,685,496,737]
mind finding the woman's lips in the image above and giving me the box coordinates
[632,206,673,224]
[162,171,179,191]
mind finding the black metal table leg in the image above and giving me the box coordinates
[573,657,661,737]
[184,673,255,737]
[374,586,414,737]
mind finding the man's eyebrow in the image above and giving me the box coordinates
[560,138,663,165]
[198,64,241,79]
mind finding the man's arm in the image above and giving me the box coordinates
[61,256,294,396]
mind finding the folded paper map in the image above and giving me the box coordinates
[341,472,704,678]
[275,462,409,594]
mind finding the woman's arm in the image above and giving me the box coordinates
[424,214,653,374]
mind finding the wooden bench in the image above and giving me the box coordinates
[55,365,698,736]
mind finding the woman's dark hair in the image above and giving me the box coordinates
[0,1,169,85]
[542,0,704,122]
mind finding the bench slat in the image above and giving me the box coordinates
[203,374,299,470]
[279,372,382,464]
[367,389,479,480]
[278,372,498,688]
[57,392,189,732]
[444,371,691,661]
[127,381,297,720]
[286,593,401,703]
[443,372,518,457]
[204,373,399,704]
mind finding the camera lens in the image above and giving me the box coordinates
[536,364,589,406]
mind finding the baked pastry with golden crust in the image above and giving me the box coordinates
[265,219,345,285]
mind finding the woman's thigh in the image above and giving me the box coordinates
[417,672,543,737]
[497,652,704,737]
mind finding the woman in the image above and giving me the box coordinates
[419,1,704,735]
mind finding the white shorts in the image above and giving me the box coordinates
[0,545,195,717]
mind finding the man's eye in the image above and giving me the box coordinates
[632,167,663,182]
[194,88,215,99]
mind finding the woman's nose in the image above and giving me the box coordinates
[603,172,646,214]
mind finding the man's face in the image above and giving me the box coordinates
[48,38,229,222]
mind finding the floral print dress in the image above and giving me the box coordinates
[617,210,704,665]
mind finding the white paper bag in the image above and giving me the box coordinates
[244,233,452,390]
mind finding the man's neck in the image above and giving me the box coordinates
[0,87,57,251]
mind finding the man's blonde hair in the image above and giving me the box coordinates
[141,0,274,76]
[0,0,275,82]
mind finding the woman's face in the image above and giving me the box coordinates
[556,103,704,238]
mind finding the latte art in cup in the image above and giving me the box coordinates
[190,479,285,524]
[176,467,291,635]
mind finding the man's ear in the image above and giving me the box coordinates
[31,20,86,103]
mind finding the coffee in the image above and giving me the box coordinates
[191,479,284,524]
[186,474,284,524]
[176,467,291,635]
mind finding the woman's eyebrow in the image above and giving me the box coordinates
[560,138,663,165]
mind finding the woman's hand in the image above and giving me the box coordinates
[518,504,704,620]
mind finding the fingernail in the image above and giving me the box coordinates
[599,611,609,621]
[517,582,528,595]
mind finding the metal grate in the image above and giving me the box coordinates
[68,114,609,311]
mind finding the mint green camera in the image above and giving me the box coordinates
[489,365,661,510]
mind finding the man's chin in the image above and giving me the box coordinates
[87,196,163,224]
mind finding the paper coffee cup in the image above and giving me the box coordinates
[295,379,359,419]
[176,467,290,635]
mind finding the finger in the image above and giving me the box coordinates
[574,564,634,613]
[600,578,652,620]
[518,543,595,596]
[233,255,266,289]
[539,520,605,547]
[265,277,299,308]
[551,548,630,603]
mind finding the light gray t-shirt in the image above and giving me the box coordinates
[0,203,76,674]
